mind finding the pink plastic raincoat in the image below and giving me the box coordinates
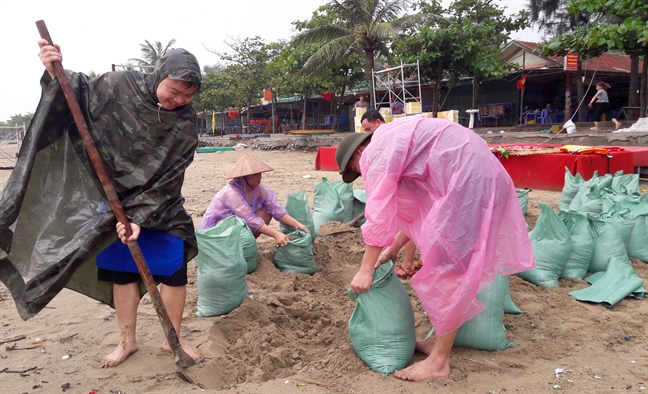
[360,116,535,336]
[198,177,288,231]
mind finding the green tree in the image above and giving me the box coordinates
[128,39,177,73]
[397,0,528,112]
[293,0,428,107]
[208,37,280,131]
[542,0,648,117]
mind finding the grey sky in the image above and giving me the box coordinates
[0,0,541,121]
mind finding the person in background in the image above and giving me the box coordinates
[352,96,369,112]
[335,115,535,381]
[198,153,309,246]
[360,109,385,133]
[589,82,621,131]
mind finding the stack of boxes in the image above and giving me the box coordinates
[354,107,367,133]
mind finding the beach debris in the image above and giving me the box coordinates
[61,354,70,360]
[294,378,329,387]
[0,366,38,374]
[302,174,312,178]
[61,382,71,391]
[33,338,45,344]
[554,368,572,379]
[552,384,562,389]
[624,335,630,340]
[1,334,26,344]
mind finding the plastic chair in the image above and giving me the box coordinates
[537,109,548,124]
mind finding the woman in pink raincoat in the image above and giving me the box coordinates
[336,115,535,381]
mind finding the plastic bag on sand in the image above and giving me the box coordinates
[564,120,577,134]
[348,260,416,373]
[195,215,248,317]
[569,257,645,307]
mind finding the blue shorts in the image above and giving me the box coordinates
[96,229,185,276]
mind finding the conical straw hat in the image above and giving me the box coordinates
[224,153,274,179]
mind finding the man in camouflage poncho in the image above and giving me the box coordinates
[0,39,203,366]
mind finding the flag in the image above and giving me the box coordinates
[516,72,530,90]
[319,92,334,101]
[211,111,215,133]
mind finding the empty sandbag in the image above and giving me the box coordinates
[274,230,316,274]
[195,215,248,317]
[516,202,571,287]
[348,260,416,373]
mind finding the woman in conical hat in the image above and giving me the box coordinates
[198,153,309,246]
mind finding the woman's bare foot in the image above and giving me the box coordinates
[394,354,451,381]
[415,337,436,356]
[162,340,202,361]
[590,127,598,131]
[615,121,621,130]
[102,341,138,367]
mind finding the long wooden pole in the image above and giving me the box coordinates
[35,20,196,373]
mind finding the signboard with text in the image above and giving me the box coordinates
[564,52,578,71]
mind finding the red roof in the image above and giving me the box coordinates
[515,41,642,73]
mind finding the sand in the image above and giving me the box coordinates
[1,146,647,394]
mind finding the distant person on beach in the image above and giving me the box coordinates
[198,153,308,246]
[335,115,535,381]
[589,82,621,131]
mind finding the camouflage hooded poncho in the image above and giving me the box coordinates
[0,49,202,320]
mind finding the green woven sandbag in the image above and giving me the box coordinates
[569,257,645,307]
[575,185,607,215]
[558,211,595,280]
[280,190,315,242]
[453,275,515,351]
[516,189,530,216]
[588,213,629,273]
[559,168,585,211]
[602,194,648,262]
[274,230,316,274]
[351,189,367,226]
[240,224,258,274]
[516,202,572,287]
[195,215,248,317]
[312,177,354,236]
[568,173,612,212]
[348,260,416,373]
[611,172,640,195]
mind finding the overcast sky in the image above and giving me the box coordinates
[0,0,541,122]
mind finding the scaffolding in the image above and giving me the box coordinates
[372,61,422,111]
[0,124,25,169]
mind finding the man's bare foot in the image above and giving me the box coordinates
[615,121,621,130]
[590,127,598,131]
[415,337,436,356]
[102,341,138,367]
[394,355,451,381]
[162,340,202,361]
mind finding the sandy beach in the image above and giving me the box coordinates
[1,144,647,394]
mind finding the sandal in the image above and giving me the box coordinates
[395,264,416,279]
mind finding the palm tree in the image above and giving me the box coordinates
[128,39,177,73]
[293,0,425,106]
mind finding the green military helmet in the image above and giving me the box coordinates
[336,132,373,183]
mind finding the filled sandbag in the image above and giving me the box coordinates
[567,173,612,212]
[588,213,629,273]
[280,190,315,241]
[611,171,640,195]
[516,202,572,287]
[348,261,416,373]
[195,215,248,317]
[453,275,515,350]
[240,224,258,274]
[312,177,354,236]
[559,168,585,211]
[516,189,530,216]
[274,230,316,274]
[558,211,595,280]
[602,194,648,262]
